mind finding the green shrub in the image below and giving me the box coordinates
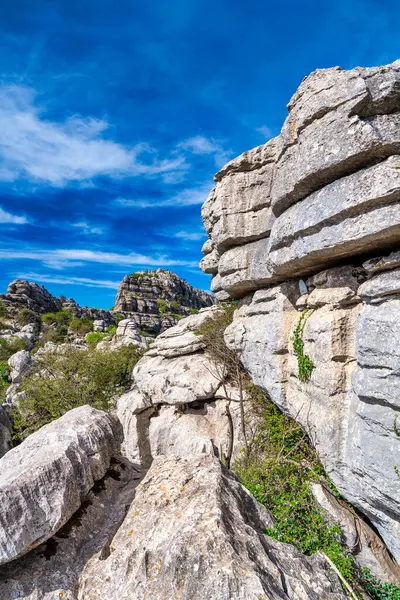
[361,569,400,600]
[0,301,6,318]
[0,361,9,386]
[86,331,109,347]
[17,308,40,327]
[114,313,125,324]
[170,300,180,313]
[69,317,93,335]
[42,310,72,327]
[106,324,117,335]
[0,337,27,361]
[15,344,144,439]
[109,305,115,311]
[157,299,168,315]
[233,385,353,581]
[189,308,199,315]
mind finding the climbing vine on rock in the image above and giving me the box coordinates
[292,308,314,382]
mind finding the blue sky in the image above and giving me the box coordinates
[0,0,398,308]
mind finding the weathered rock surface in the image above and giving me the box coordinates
[8,349,31,383]
[1,280,62,314]
[79,454,346,599]
[0,457,142,600]
[117,307,246,468]
[0,408,12,459]
[201,60,400,298]
[225,263,400,563]
[312,482,400,584]
[115,269,214,314]
[0,406,122,565]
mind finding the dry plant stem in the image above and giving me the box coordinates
[321,552,358,600]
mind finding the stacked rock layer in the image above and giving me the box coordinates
[201,60,400,563]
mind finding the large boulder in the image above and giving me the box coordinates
[0,457,141,600]
[79,454,346,599]
[0,405,122,565]
[117,307,246,467]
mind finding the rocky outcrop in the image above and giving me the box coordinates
[0,408,12,459]
[224,262,400,563]
[115,268,214,314]
[0,456,141,600]
[117,307,246,468]
[79,454,346,599]
[1,280,62,314]
[202,60,400,299]
[0,405,122,565]
[200,60,400,565]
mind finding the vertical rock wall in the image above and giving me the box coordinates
[201,60,400,562]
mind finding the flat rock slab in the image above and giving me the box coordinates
[0,405,122,565]
[79,454,346,599]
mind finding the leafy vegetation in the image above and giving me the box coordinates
[189,307,199,315]
[361,569,400,600]
[170,299,180,313]
[233,386,353,579]
[106,324,117,335]
[0,336,27,361]
[17,308,40,327]
[0,361,9,386]
[292,309,314,382]
[69,316,93,335]
[0,301,6,318]
[86,331,109,347]
[157,298,168,314]
[14,344,144,440]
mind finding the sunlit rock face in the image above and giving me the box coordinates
[201,60,400,562]
[78,454,347,600]
[202,60,400,299]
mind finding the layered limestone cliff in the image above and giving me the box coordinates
[201,60,400,564]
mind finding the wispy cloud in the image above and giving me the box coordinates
[0,247,198,269]
[0,207,29,225]
[174,230,204,241]
[14,272,120,289]
[179,135,232,167]
[116,182,211,209]
[0,85,187,187]
[256,125,274,139]
[72,221,105,235]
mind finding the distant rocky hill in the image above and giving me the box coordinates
[0,270,215,337]
[114,268,214,313]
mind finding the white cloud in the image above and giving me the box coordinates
[0,207,29,225]
[72,221,105,235]
[0,85,187,186]
[174,231,204,241]
[179,135,232,167]
[14,272,120,289]
[116,182,212,209]
[256,125,274,139]
[0,247,198,269]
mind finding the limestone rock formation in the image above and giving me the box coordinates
[117,307,246,468]
[1,280,62,314]
[0,456,142,600]
[115,268,214,315]
[79,454,346,600]
[0,408,12,459]
[200,60,400,564]
[0,405,122,565]
[202,60,400,299]
[224,263,400,563]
